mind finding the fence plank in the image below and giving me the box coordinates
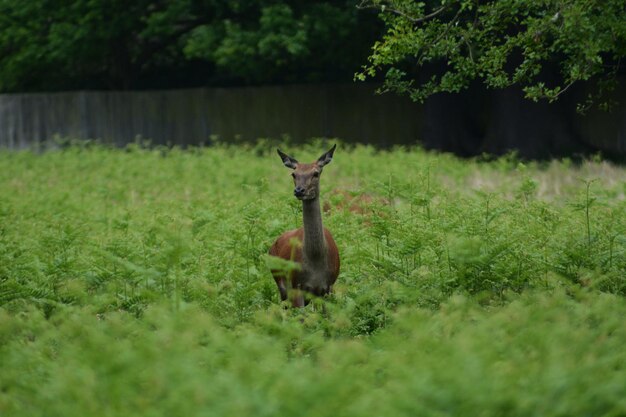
[0,83,624,157]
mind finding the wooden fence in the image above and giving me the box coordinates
[1,83,625,158]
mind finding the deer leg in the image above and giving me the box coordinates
[273,274,288,302]
[287,286,305,307]
[292,291,305,308]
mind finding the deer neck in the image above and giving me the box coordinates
[301,196,326,262]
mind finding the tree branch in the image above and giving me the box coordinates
[357,1,447,24]
[136,19,204,70]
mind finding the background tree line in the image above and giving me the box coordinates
[1,0,624,111]
[0,1,382,92]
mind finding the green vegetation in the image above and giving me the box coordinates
[0,1,380,92]
[5,0,624,111]
[358,0,626,111]
[1,142,625,416]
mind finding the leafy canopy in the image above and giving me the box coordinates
[356,0,626,111]
[0,0,380,92]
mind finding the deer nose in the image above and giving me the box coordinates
[294,186,305,197]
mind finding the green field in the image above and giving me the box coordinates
[1,141,625,416]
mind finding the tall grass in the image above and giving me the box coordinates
[1,141,625,416]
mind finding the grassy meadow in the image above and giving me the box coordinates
[1,141,625,416]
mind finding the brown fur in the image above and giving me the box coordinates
[269,227,340,307]
[323,189,381,215]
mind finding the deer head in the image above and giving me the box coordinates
[277,144,336,200]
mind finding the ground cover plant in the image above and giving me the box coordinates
[1,141,625,416]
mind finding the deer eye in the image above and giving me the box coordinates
[313,172,320,178]
[291,172,296,178]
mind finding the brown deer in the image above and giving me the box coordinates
[323,189,388,216]
[268,145,340,307]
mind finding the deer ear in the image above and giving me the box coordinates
[317,144,336,167]
[277,149,298,169]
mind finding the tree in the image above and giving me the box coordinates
[356,0,626,112]
[0,0,179,91]
[0,0,380,92]
[183,1,380,84]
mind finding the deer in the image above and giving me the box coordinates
[323,189,389,216]
[268,145,340,307]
